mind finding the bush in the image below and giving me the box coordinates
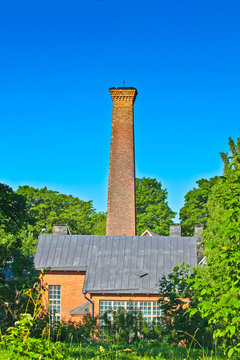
[49,314,98,343]
[100,306,163,344]
[0,313,68,359]
[159,264,213,348]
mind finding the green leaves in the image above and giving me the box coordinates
[16,185,106,237]
[1,314,67,359]
[135,178,175,235]
[158,264,211,348]
[191,137,240,358]
[179,176,219,236]
[0,183,32,235]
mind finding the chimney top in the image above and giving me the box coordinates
[169,224,181,237]
[194,226,204,237]
[52,225,71,235]
[109,87,137,91]
[109,87,138,107]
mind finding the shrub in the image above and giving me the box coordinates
[100,306,162,344]
[0,313,68,359]
[159,264,213,348]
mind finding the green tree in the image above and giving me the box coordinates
[159,264,211,348]
[135,177,175,235]
[90,212,106,235]
[16,186,98,237]
[0,231,39,331]
[179,176,219,236]
[189,137,240,358]
[0,183,31,235]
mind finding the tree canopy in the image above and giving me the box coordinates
[0,230,39,331]
[135,177,176,235]
[0,183,31,234]
[14,179,175,239]
[16,186,103,237]
[189,137,240,357]
[179,176,219,236]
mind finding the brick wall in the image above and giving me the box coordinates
[42,272,160,321]
[42,271,87,322]
[106,88,137,236]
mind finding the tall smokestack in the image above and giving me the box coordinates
[106,87,138,236]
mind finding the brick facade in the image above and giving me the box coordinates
[106,87,138,236]
[42,271,87,322]
[42,271,160,321]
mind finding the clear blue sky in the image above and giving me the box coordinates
[0,0,239,221]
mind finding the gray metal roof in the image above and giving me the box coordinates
[69,302,90,315]
[34,235,197,294]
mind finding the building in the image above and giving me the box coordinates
[35,233,197,322]
[34,87,198,323]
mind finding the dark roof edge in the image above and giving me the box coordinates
[84,289,160,294]
[34,265,87,271]
[109,87,137,90]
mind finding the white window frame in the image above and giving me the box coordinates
[48,285,61,322]
[99,300,163,324]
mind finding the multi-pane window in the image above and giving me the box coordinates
[49,285,61,322]
[99,301,163,324]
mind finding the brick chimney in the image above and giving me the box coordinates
[106,87,138,236]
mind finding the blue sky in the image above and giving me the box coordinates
[0,0,239,221]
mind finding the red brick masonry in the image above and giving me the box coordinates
[106,88,137,236]
[42,271,87,322]
[43,271,160,322]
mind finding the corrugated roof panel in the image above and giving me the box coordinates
[183,237,191,265]
[137,236,145,271]
[129,237,139,289]
[104,236,114,289]
[114,237,125,289]
[190,238,197,267]
[53,236,65,267]
[60,236,72,266]
[149,236,158,289]
[67,236,77,265]
[177,236,184,265]
[107,237,119,289]
[121,237,131,289]
[157,236,164,283]
[164,237,171,275]
[142,237,151,290]
[47,235,58,266]
[34,235,45,267]
[93,236,105,289]
[88,236,99,289]
[39,235,52,267]
[170,238,178,270]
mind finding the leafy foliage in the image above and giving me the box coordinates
[158,264,211,348]
[0,183,32,234]
[1,314,68,359]
[136,178,176,235]
[16,185,105,237]
[90,212,106,235]
[0,231,39,331]
[47,314,98,343]
[189,137,240,358]
[179,177,219,236]
[100,307,149,344]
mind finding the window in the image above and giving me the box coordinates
[49,285,61,322]
[99,301,163,324]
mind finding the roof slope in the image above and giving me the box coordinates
[34,235,197,294]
